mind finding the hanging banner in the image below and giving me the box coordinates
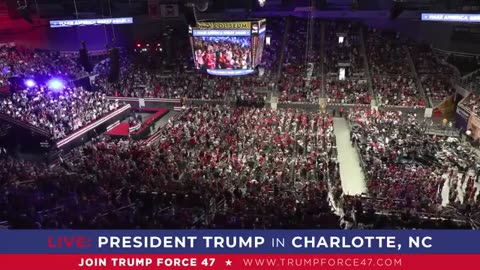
[195,21,252,30]
[49,18,133,28]
[435,95,455,115]
[421,13,480,23]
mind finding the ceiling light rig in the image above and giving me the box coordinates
[258,0,266,7]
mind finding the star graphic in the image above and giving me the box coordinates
[226,259,232,266]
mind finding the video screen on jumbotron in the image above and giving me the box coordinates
[193,36,252,70]
[189,19,266,76]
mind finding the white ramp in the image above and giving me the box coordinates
[333,118,367,195]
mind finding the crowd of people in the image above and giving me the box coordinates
[1,105,342,228]
[1,17,479,230]
[324,21,364,75]
[460,93,480,117]
[365,30,411,75]
[35,19,456,107]
[421,75,455,102]
[0,45,86,83]
[326,79,371,104]
[90,21,287,101]
[365,29,426,107]
[373,75,425,107]
[409,43,457,102]
[0,45,119,140]
[324,22,370,105]
[347,109,480,222]
[0,86,119,140]
[279,18,321,103]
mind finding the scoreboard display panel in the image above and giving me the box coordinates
[189,19,266,76]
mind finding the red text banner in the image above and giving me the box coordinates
[1,254,479,270]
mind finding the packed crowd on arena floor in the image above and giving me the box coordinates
[347,109,480,220]
[1,18,480,230]
[1,105,342,229]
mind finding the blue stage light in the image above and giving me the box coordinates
[48,79,64,91]
[25,79,36,88]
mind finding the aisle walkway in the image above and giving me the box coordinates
[333,118,367,195]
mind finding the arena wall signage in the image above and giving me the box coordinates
[49,17,133,28]
[195,21,251,30]
[192,30,251,37]
[421,13,480,23]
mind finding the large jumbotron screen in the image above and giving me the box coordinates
[189,20,266,76]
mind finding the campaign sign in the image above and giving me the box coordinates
[1,230,480,270]
[50,18,133,28]
[421,13,480,23]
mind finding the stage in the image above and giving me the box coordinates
[105,108,169,138]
